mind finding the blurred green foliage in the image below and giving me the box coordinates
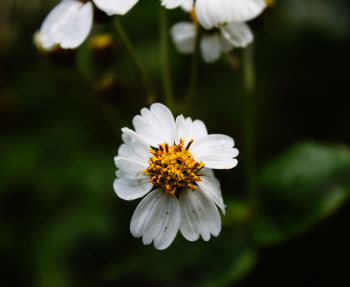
[254,142,350,245]
[0,0,349,286]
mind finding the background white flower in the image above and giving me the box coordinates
[160,0,188,9]
[171,21,253,63]
[195,0,267,29]
[166,0,266,29]
[39,0,139,50]
[169,0,265,62]
[114,103,239,250]
[180,0,194,11]
[169,0,266,63]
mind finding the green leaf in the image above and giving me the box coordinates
[254,142,350,245]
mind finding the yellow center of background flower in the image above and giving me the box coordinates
[144,138,204,196]
[190,7,199,26]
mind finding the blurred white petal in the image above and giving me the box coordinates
[171,22,196,54]
[161,0,185,9]
[220,22,254,48]
[195,0,266,29]
[93,0,139,15]
[40,0,93,49]
[200,34,221,63]
[181,0,194,12]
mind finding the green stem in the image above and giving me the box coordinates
[243,44,257,206]
[159,7,174,109]
[185,25,201,113]
[113,18,155,103]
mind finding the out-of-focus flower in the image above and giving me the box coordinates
[89,33,115,62]
[114,103,239,250]
[171,21,253,63]
[90,33,114,51]
[170,0,266,62]
[38,0,139,50]
[162,0,266,28]
[195,0,266,29]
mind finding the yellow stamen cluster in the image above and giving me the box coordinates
[144,138,204,196]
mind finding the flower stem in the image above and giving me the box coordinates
[243,44,257,206]
[113,18,155,103]
[159,7,175,110]
[185,25,201,113]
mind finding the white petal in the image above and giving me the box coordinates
[190,134,239,169]
[130,189,181,250]
[195,0,266,29]
[197,168,225,214]
[218,34,234,53]
[200,34,222,63]
[153,195,181,250]
[118,127,151,163]
[130,189,161,237]
[114,156,148,178]
[40,0,93,49]
[161,0,185,9]
[220,22,253,48]
[171,22,196,54]
[93,0,138,15]
[132,103,175,147]
[181,0,194,12]
[113,176,152,201]
[175,114,208,145]
[179,189,221,242]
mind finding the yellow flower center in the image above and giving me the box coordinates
[89,34,113,50]
[265,0,275,7]
[144,138,204,196]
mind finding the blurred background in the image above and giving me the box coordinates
[1,0,350,286]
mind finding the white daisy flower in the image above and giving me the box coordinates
[39,0,139,50]
[171,21,253,63]
[114,103,239,250]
